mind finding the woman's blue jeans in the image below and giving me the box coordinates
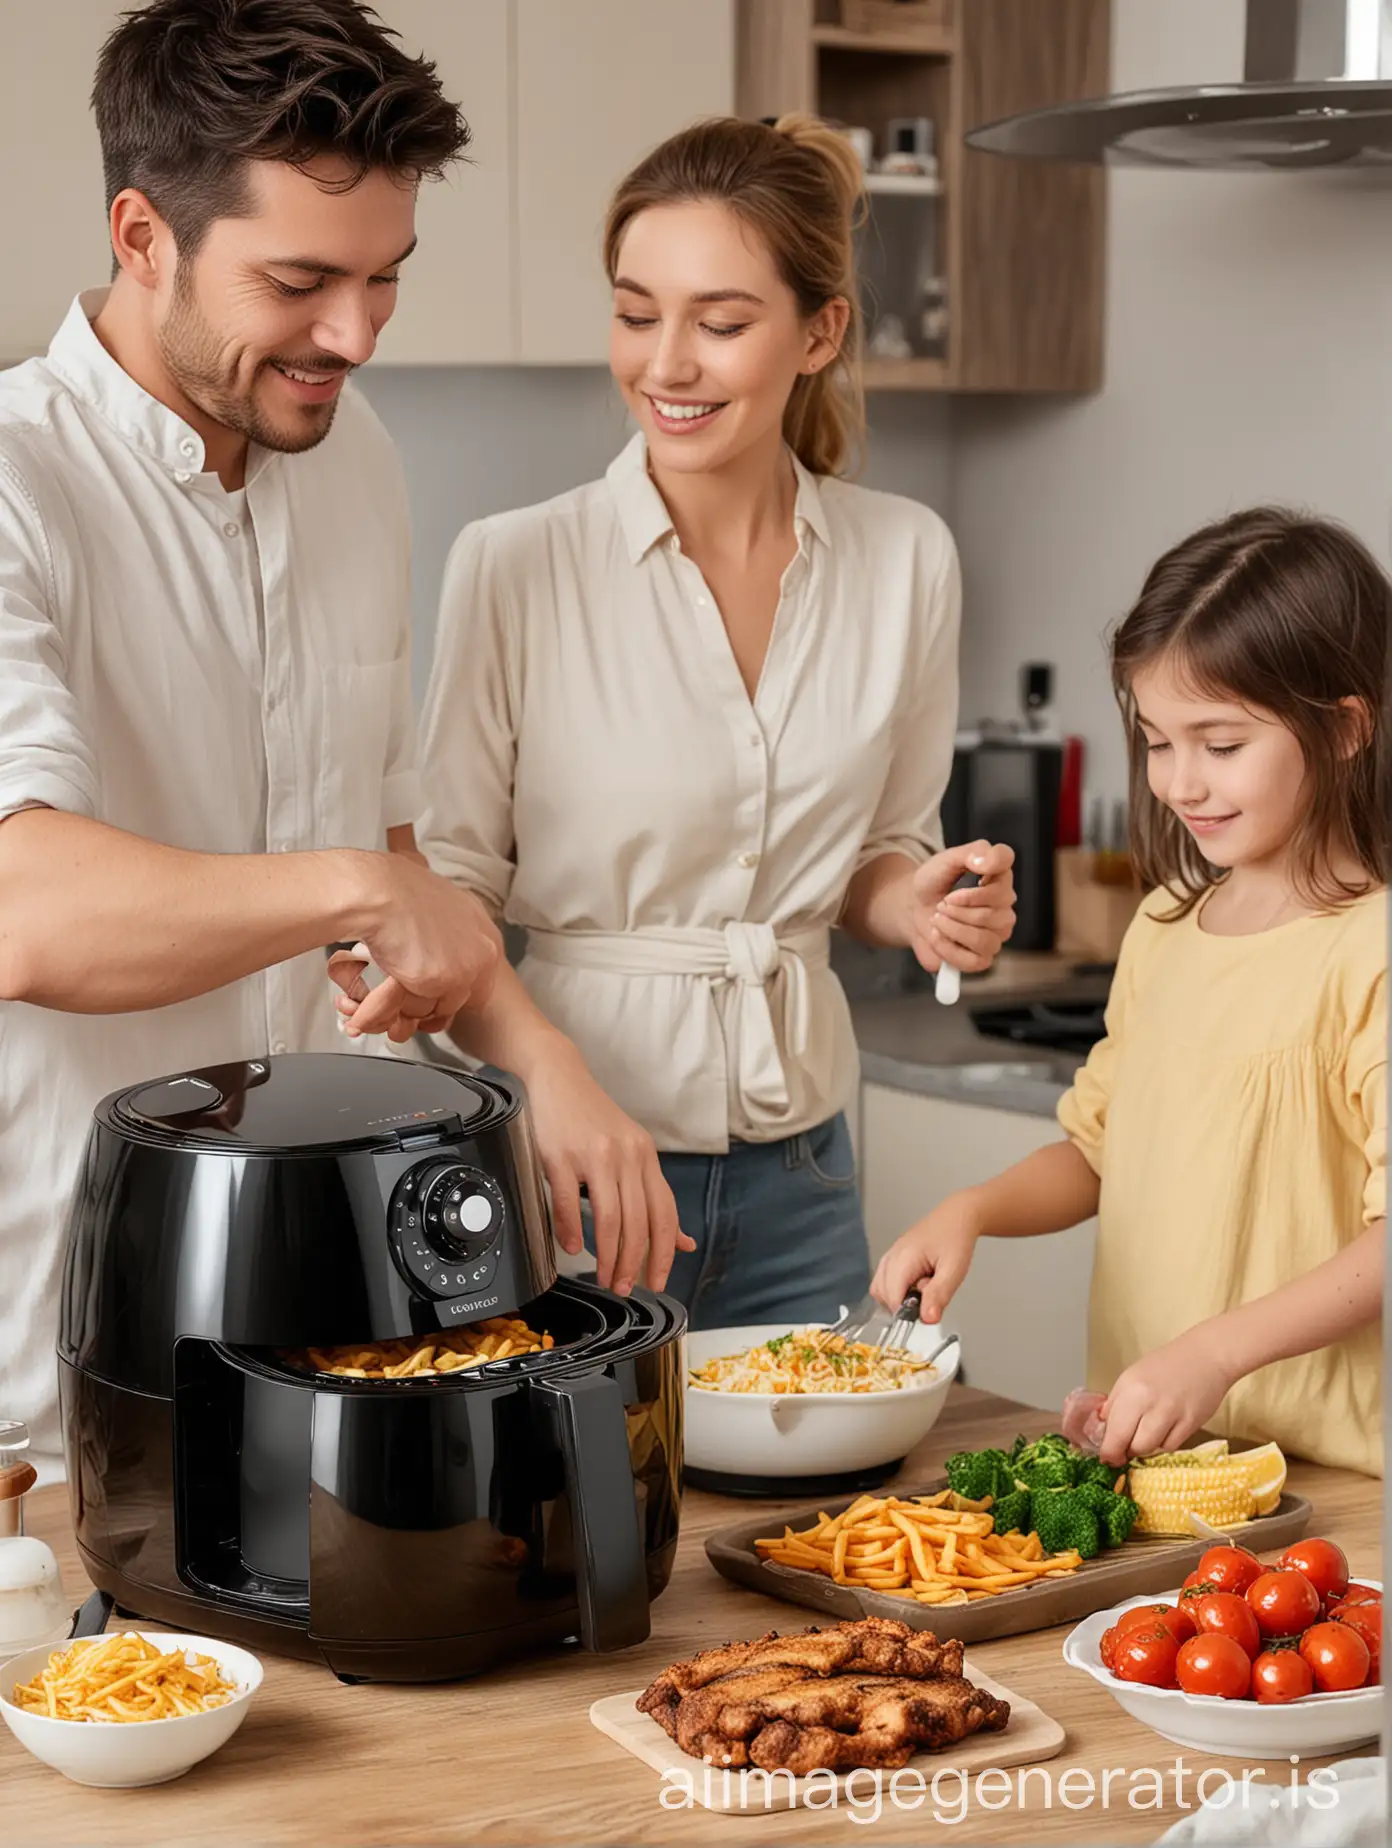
[584,1112,872,1331]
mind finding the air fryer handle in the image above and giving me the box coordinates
[535,1370,650,1653]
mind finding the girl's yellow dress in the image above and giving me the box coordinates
[1058,886,1386,1475]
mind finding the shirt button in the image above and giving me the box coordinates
[223,520,240,537]
[271,1039,288,1054]
[737,851,761,869]
[178,438,197,458]
[174,471,192,485]
[695,595,708,608]
[748,732,761,747]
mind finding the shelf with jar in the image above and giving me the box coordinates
[735,0,1110,393]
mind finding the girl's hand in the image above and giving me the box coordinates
[908,841,1017,975]
[1096,1329,1235,1468]
[522,1041,696,1297]
[871,1201,981,1324]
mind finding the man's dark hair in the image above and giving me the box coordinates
[93,0,469,252]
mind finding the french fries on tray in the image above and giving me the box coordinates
[754,1491,1084,1606]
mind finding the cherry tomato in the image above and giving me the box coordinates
[1299,1621,1371,1693]
[1247,1570,1322,1638]
[1197,1545,1263,1598]
[1334,1583,1382,1608]
[1113,1625,1181,1689]
[1278,1538,1349,1608]
[1157,1603,1199,1644]
[1179,1577,1220,1619]
[1252,1647,1315,1704]
[1193,1591,1262,1659]
[1330,1605,1382,1684]
[1176,1632,1252,1700]
[1116,1603,1177,1637]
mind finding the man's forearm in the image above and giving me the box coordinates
[840,853,915,949]
[1206,1220,1384,1386]
[0,808,383,1011]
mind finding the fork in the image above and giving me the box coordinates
[813,1289,929,1358]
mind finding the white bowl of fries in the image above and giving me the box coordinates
[685,1321,960,1482]
[0,1629,262,1787]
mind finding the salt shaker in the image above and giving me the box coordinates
[0,1420,71,1661]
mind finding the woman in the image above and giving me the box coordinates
[339,116,1016,1327]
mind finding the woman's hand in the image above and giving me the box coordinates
[1095,1329,1235,1468]
[524,1041,696,1296]
[908,841,1017,975]
[871,1198,982,1324]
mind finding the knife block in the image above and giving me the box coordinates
[1054,848,1143,961]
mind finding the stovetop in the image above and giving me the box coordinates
[969,997,1109,1058]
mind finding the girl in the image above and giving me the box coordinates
[874,507,1386,1474]
[347,116,1016,1326]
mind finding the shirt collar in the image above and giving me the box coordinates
[607,431,833,563]
[46,289,274,487]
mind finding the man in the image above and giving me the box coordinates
[0,0,500,1476]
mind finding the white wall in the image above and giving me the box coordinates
[950,0,1392,805]
[357,367,954,696]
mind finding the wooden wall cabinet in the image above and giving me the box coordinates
[0,1,734,367]
[736,0,1110,392]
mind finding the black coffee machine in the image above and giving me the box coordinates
[58,1053,684,1682]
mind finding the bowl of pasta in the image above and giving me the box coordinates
[684,1321,960,1492]
[0,1629,262,1786]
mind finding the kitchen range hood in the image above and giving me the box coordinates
[968,0,1392,169]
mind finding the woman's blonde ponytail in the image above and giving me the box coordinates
[603,115,867,477]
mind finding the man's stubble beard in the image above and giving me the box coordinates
[158,261,342,455]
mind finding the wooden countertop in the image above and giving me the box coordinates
[11,1388,1382,1845]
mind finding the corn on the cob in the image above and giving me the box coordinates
[1127,1442,1286,1535]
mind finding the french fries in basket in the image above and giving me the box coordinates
[753,1490,1083,1606]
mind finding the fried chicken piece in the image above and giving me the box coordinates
[738,1674,1012,1772]
[637,1620,1010,1775]
[637,1617,962,1723]
[671,1668,819,1767]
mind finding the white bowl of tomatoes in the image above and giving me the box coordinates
[1064,1538,1382,1760]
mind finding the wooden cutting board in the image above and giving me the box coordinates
[704,1478,1312,1644]
[590,1658,1064,1816]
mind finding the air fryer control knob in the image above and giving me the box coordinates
[390,1161,506,1295]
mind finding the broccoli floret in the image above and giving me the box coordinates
[1031,1487,1102,1559]
[944,1447,1016,1503]
[1010,1433,1086,1489]
[991,1487,1033,1536]
[1071,1480,1139,1549]
[1026,1454,1082,1490]
[1098,1491,1140,1548]
[1078,1456,1123,1493]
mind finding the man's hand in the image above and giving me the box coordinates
[906,841,1016,975]
[1094,1329,1235,1468]
[329,855,502,1041]
[524,1041,696,1295]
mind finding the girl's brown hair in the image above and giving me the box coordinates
[602,114,865,478]
[1111,506,1390,916]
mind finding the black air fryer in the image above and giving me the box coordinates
[57,1053,684,1682]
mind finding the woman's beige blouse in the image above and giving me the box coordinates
[418,435,961,1153]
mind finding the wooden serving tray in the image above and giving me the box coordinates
[704,1478,1312,1644]
[590,1658,1064,1816]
